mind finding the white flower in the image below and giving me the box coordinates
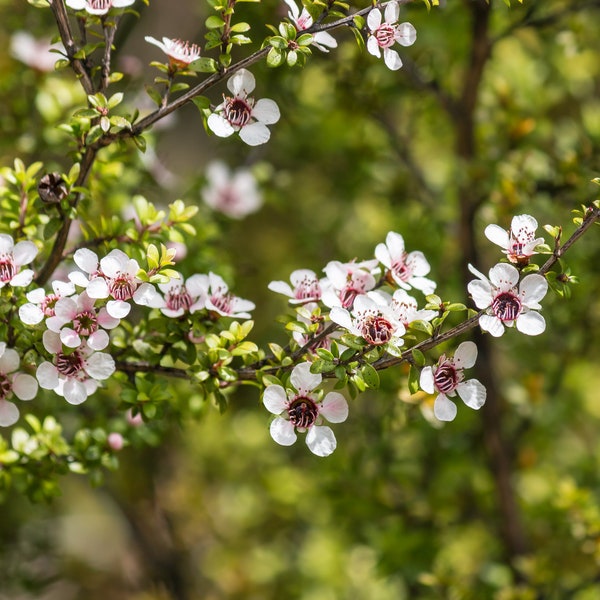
[18,280,76,325]
[207,69,280,146]
[263,362,348,457]
[202,161,263,219]
[420,341,486,422]
[10,31,65,72]
[375,231,436,294]
[366,1,416,71]
[70,248,163,319]
[65,0,135,16]
[330,292,406,350]
[0,234,38,289]
[388,288,437,327]
[36,331,115,405]
[157,272,206,318]
[284,0,338,52]
[145,36,202,68]
[484,214,545,265]
[200,272,255,319]
[268,269,322,304]
[321,259,379,309]
[467,263,548,337]
[0,343,38,427]
[46,291,120,350]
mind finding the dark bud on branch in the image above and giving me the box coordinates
[38,173,68,204]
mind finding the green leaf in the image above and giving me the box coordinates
[408,365,421,395]
[205,15,226,29]
[267,47,285,68]
[361,364,380,389]
[411,348,426,367]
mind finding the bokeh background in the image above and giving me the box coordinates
[2,0,600,598]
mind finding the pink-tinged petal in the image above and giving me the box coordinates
[13,373,38,401]
[144,36,164,51]
[291,362,321,394]
[66,0,87,9]
[112,0,135,6]
[74,248,98,273]
[134,282,163,308]
[69,271,90,288]
[60,328,82,348]
[467,263,489,282]
[396,22,416,46]
[268,280,294,298]
[384,0,399,24]
[420,366,435,394]
[270,417,297,446]
[434,394,457,422]
[85,352,115,380]
[228,68,255,96]
[230,297,256,314]
[284,0,300,20]
[88,330,109,351]
[511,214,538,234]
[63,379,88,405]
[53,280,76,296]
[12,240,38,266]
[54,297,77,320]
[516,311,546,336]
[161,308,184,318]
[367,36,381,58]
[329,307,356,333]
[239,122,271,146]
[86,277,109,299]
[45,316,64,332]
[453,341,477,370]
[406,251,431,277]
[107,300,131,319]
[306,425,336,457]
[42,330,62,353]
[367,7,382,30]
[10,270,34,287]
[320,392,348,423]
[263,385,288,415]
[457,379,486,410]
[185,274,209,298]
[98,309,120,329]
[383,48,402,71]
[484,224,509,249]
[19,303,44,325]
[313,31,337,50]
[0,348,19,374]
[99,255,122,278]
[36,362,59,389]
[0,342,6,356]
[479,314,505,337]
[208,113,235,137]
[519,274,548,307]
[0,400,19,427]
[385,231,406,259]
[468,279,493,309]
[409,276,436,295]
[253,98,280,125]
[489,263,519,291]
[374,241,392,268]
[26,288,46,303]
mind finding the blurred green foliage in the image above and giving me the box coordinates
[1,0,600,598]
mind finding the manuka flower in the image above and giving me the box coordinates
[0,343,38,427]
[10,31,64,72]
[321,259,379,310]
[18,280,75,325]
[70,248,163,319]
[484,214,545,265]
[145,36,202,69]
[268,269,322,304]
[157,272,206,318]
[65,0,135,15]
[420,341,487,422]
[375,231,436,295]
[387,288,436,327]
[0,234,37,289]
[263,362,348,457]
[330,292,406,352]
[284,0,338,52]
[202,161,263,219]
[46,291,120,351]
[200,272,255,319]
[36,331,115,405]
[366,1,416,71]
[207,69,280,146]
[468,263,548,337]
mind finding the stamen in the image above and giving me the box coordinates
[361,315,394,345]
[0,374,12,401]
[288,396,319,429]
[492,292,522,322]
[0,257,16,283]
[224,97,253,128]
[434,362,459,395]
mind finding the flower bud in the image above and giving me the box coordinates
[38,172,68,204]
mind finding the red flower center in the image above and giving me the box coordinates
[492,292,522,322]
[374,24,397,49]
[434,363,459,395]
[361,315,394,345]
[56,351,84,378]
[224,97,253,128]
[0,374,12,401]
[166,286,193,312]
[0,257,16,283]
[288,396,319,429]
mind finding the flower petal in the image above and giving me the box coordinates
[519,274,548,307]
[290,362,321,394]
[434,394,457,422]
[270,417,297,446]
[320,392,348,423]
[479,314,505,337]
[516,311,546,336]
[367,8,382,30]
[0,348,19,374]
[383,48,403,71]
[306,425,337,457]
[252,98,280,125]
[489,263,519,291]
[239,122,271,146]
[396,22,416,46]
[420,366,435,394]
[13,373,38,400]
[263,384,288,415]
[484,224,509,249]
[13,240,38,266]
[456,379,486,410]
[207,113,235,137]
[468,279,493,309]
[0,400,19,427]
[63,379,88,405]
[453,341,477,370]
[85,352,115,380]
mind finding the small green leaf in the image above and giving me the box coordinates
[362,364,380,389]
